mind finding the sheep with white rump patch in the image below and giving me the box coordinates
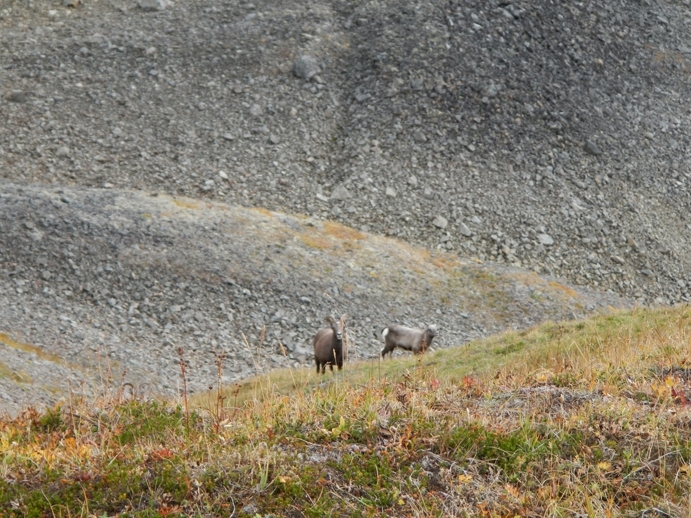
[379,324,437,359]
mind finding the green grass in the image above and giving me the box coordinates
[3,306,691,516]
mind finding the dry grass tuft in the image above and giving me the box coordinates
[3,306,691,516]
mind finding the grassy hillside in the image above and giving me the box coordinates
[3,306,691,517]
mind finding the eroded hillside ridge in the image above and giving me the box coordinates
[0,183,626,415]
[1,0,691,305]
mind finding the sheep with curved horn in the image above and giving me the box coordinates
[313,315,347,374]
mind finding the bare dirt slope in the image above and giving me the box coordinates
[0,183,625,415]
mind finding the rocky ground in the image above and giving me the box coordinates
[2,0,691,304]
[0,183,626,415]
[1,0,689,412]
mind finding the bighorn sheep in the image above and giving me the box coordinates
[379,324,437,359]
[313,316,346,374]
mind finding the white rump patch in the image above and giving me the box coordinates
[382,328,389,339]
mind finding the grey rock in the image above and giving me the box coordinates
[458,223,472,237]
[249,104,263,117]
[432,216,448,229]
[412,130,427,143]
[407,175,418,187]
[6,91,27,103]
[611,256,625,265]
[537,234,554,246]
[385,187,396,197]
[139,0,167,11]
[293,55,320,80]
[63,0,79,6]
[269,134,281,145]
[41,271,52,281]
[56,146,70,158]
[584,140,602,156]
[330,185,351,201]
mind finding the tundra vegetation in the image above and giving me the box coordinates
[3,306,691,517]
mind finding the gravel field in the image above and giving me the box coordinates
[0,183,626,415]
[3,0,689,411]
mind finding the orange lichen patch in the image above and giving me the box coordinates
[323,221,365,241]
[0,361,30,383]
[548,281,579,299]
[299,234,332,250]
[0,333,66,366]
[509,272,548,288]
[431,253,462,271]
[172,199,200,210]
[252,207,275,218]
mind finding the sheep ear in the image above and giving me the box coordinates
[325,316,335,324]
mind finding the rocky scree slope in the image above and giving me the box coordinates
[2,0,691,306]
[0,183,626,416]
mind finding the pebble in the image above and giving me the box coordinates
[584,140,602,156]
[293,55,320,80]
[330,185,351,201]
[249,104,263,117]
[269,134,281,145]
[432,216,448,229]
[385,187,396,197]
[413,130,427,143]
[458,223,472,237]
[537,234,554,246]
[56,146,70,158]
[6,91,27,103]
[139,0,167,11]
[218,171,228,180]
[408,175,418,187]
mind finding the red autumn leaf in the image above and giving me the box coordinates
[150,448,175,461]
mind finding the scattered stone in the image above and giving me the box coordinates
[41,271,52,281]
[218,171,228,180]
[222,133,235,141]
[432,216,448,229]
[293,55,320,80]
[611,255,625,265]
[63,0,79,6]
[269,134,281,145]
[5,91,27,103]
[408,175,418,187]
[584,140,602,156]
[56,146,70,158]
[330,185,351,201]
[458,223,472,237]
[139,0,168,11]
[385,187,396,197]
[412,130,427,143]
[537,234,554,246]
[249,104,263,117]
